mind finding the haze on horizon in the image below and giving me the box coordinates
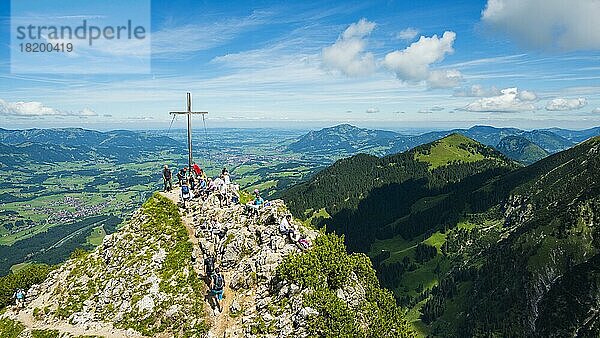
[1,0,599,130]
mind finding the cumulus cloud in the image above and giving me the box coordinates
[396,27,419,40]
[0,99,97,117]
[366,107,380,114]
[322,19,377,76]
[382,31,462,88]
[545,97,587,111]
[463,87,537,112]
[454,85,537,101]
[481,0,600,51]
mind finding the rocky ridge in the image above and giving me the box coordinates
[2,189,412,337]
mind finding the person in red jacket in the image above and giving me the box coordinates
[192,162,202,178]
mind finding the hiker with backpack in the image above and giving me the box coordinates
[180,180,192,208]
[162,165,173,192]
[176,167,188,186]
[297,235,311,251]
[204,254,216,279]
[189,176,197,194]
[13,288,25,309]
[210,267,225,313]
[246,189,264,215]
[198,178,208,200]
[230,184,240,204]
[218,175,229,207]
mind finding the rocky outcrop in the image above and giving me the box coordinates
[182,197,320,337]
[2,190,413,337]
[0,191,324,337]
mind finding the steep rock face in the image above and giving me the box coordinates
[182,197,320,337]
[180,196,414,337]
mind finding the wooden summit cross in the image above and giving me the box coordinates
[169,92,208,171]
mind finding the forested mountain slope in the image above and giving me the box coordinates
[496,135,549,164]
[282,134,517,252]
[284,133,600,336]
[432,135,600,336]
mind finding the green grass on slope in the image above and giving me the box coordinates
[52,193,209,336]
[0,318,24,338]
[85,225,106,247]
[414,134,486,169]
[277,232,416,338]
[369,231,452,335]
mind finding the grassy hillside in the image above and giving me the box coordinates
[414,133,500,169]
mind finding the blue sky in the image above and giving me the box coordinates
[0,0,599,130]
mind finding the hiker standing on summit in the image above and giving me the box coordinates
[162,165,173,192]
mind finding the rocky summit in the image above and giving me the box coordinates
[1,190,414,337]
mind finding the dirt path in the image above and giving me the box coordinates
[13,310,141,338]
[159,191,237,337]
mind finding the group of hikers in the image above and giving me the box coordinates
[162,163,241,208]
[197,212,311,315]
[8,161,311,311]
[165,161,310,315]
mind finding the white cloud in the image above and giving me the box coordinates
[152,12,268,58]
[481,0,600,51]
[322,19,377,76]
[0,99,97,117]
[518,90,537,101]
[464,87,538,112]
[382,31,462,88]
[396,27,419,40]
[342,18,376,39]
[366,107,380,114]
[428,69,463,89]
[545,97,587,111]
[454,84,501,97]
[593,107,600,114]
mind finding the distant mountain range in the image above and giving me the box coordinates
[287,124,599,163]
[0,128,180,167]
